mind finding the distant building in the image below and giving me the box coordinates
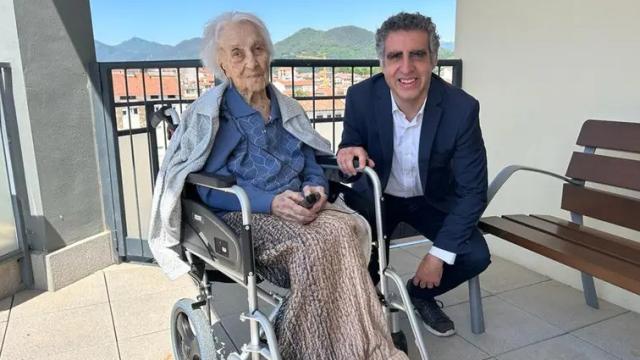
[111,68,214,130]
[299,99,346,120]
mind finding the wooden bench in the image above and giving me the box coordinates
[479,119,640,308]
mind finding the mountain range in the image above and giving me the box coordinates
[95,26,454,61]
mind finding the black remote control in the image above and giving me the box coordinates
[299,192,320,209]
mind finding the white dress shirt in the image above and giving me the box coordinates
[385,92,457,265]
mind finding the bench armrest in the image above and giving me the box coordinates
[487,165,583,204]
[488,165,582,204]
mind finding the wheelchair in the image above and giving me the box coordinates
[151,107,430,360]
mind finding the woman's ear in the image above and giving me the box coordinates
[216,52,226,75]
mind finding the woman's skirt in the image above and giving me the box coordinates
[223,203,408,360]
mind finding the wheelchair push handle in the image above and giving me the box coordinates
[150,105,182,139]
[150,105,180,131]
[352,157,361,169]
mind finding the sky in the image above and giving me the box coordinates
[89,0,456,46]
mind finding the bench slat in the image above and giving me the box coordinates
[479,216,640,294]
[566,152,640,191]
[577,119,640,153]
[533,214,640,253]
[503,214,640,266]
[561,184,640,232]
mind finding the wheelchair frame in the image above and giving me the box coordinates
[173,166,430,360]
[153,107,430,359]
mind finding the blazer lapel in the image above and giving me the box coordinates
[374,82,394,185]
[418,76,444,191]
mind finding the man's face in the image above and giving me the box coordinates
[217,21,270,93]
[381,30,435,110]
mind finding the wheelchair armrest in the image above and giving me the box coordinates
[316,154,339,168]
[186,172,252,230]
[186,172,236,189]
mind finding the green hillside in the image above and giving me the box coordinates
[95,26,455,61]
[274,26,377,59]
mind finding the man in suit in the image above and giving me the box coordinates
[337,12,491,337]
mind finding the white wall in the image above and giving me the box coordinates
[456,0,640,312]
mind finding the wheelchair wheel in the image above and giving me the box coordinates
[171,298,216,360]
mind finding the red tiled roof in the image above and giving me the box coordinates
[112,69,179,99]
[300,99,346,113]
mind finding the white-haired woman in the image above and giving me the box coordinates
[149,11,407,360]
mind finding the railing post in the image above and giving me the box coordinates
[0,64,34,286]
[95,62,128,259]
[145,103,161,183]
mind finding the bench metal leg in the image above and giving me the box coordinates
[581,272,599,309]
[468,276,485,334]
[571,212,600,310]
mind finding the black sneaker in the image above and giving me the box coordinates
[410,296,456,337]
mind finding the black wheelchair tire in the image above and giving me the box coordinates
[171,298,217,360]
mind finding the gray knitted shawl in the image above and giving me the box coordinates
[148,81,333,279]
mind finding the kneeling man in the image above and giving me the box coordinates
[337,12,491,337]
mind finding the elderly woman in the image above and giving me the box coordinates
[149,11,407,360]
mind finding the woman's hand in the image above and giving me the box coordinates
[303,185,327,214]
[271,190,318,224]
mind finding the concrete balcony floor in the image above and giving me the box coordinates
[0,243,638,360]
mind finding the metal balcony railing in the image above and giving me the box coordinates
[97,58,462,260]
[0,63,32,284]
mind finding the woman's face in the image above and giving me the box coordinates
[217,21,270,93]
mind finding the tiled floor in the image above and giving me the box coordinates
[0,244,638,360]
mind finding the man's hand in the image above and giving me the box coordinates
[271,190,317,224]
[336,146,375,176]
[412,254,444,289]
[302,185,327,214]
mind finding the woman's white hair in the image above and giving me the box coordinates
[200,11,274,82]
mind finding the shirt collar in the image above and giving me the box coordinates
[390,90,427,123]
[225,84,281,121]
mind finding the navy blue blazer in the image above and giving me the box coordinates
[339,73,488,254]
